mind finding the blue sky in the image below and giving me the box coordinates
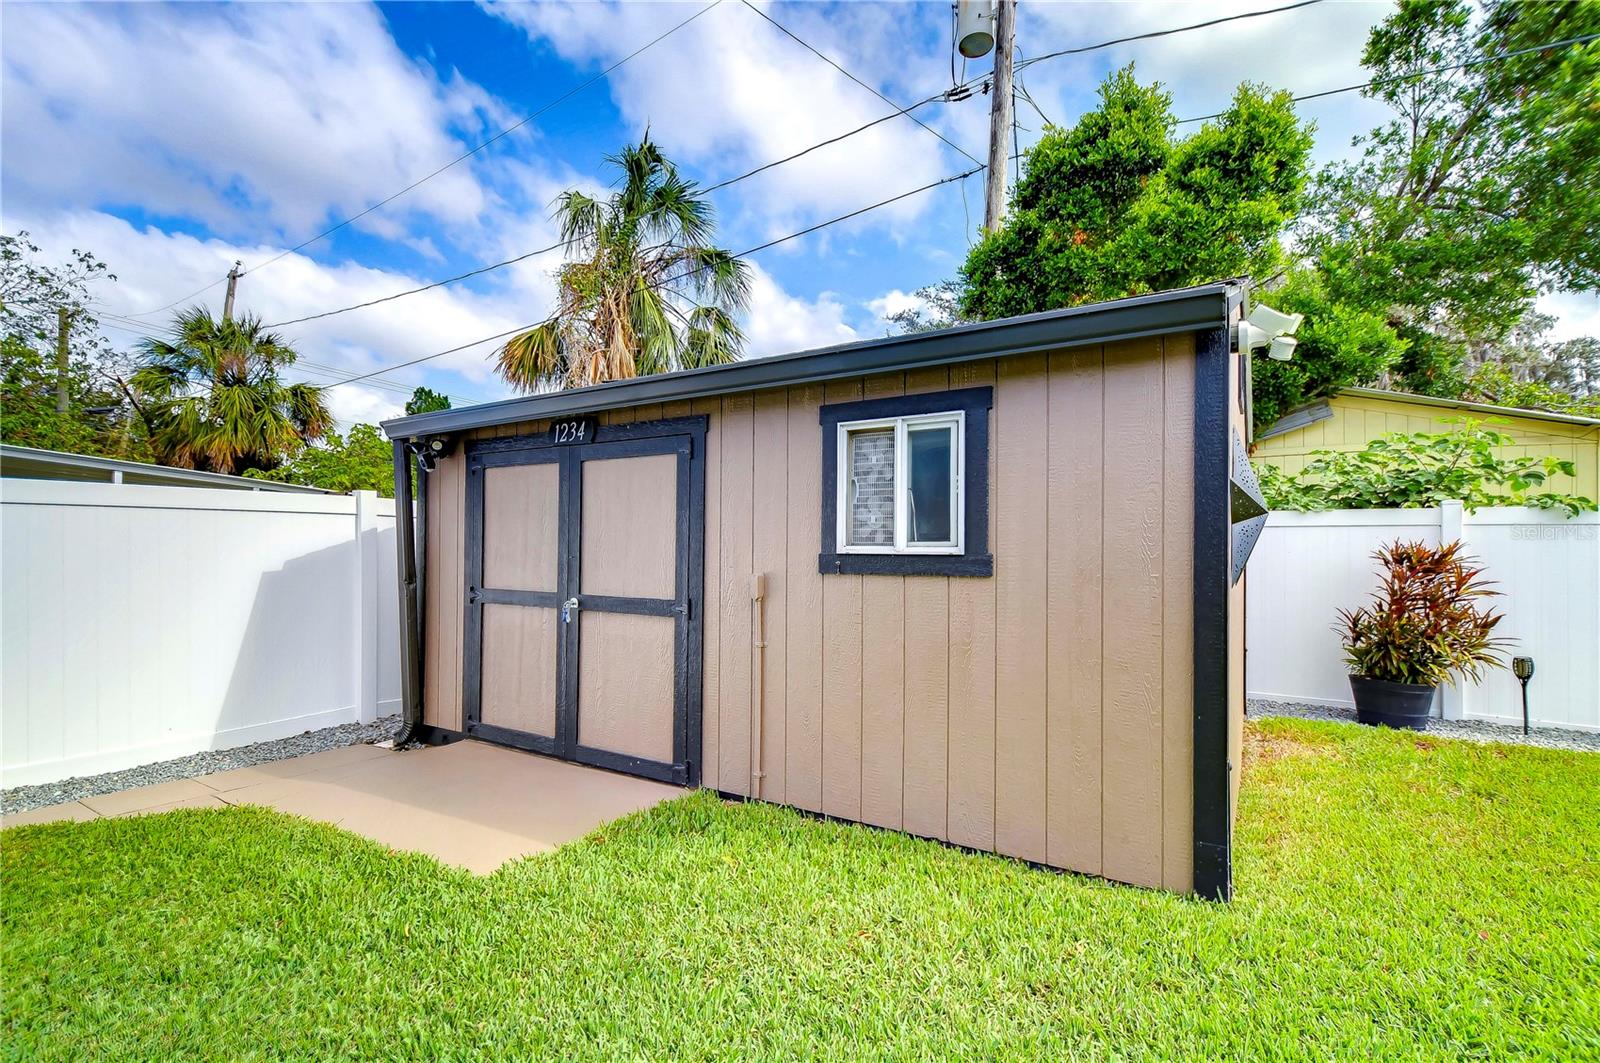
[4,1,1595,428]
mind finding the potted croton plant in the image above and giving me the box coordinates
[1338,540,1508,730]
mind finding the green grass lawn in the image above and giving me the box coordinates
[4,719,1597,1061]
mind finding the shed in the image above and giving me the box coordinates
[381,282,1259,898]
[1253,387,1600,499]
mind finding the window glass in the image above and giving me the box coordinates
[846,427,895,547]
[907,425,954,544]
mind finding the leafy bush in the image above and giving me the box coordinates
[1255,423,1596,516]
[1339,540,1508,686]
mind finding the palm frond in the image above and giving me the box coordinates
[496,320,568,394]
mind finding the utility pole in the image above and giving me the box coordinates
[222,260,243,323]
[55,307,71,413]
[983,0,1016,232]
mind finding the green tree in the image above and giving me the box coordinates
[497,135,751,392]
[1456,312,1600,415]
[1252,267,1409,430]
[959,67,1313,319]
[405,386,451,416]
[131,308,331,474]
[245,423,395,496]
[1300,0,1600,395]
[0,232,148,459]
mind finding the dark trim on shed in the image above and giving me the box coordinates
[382,284,1238,440]
[817,386,993,577]
[1192,323,1234,901]
[459,415,707,789]
[391,441,424,744]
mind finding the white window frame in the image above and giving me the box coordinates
[836,410,965,556]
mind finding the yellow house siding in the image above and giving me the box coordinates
[1253,392,1600,500]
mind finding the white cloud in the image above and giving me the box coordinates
[0,3,510,243]
[485,1,960,239]
[1538,292,1600,343]
[743,264,858,356]
[10,209,552,426]
[866,288,929,323]
[11,209,872,427]
[1008,1,1393,165]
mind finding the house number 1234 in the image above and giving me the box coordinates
[551,417,596,445]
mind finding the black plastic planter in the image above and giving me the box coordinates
[1349,676,1437,730]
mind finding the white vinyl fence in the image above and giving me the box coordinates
[1247,502,1600,731]
[1,480,401,786]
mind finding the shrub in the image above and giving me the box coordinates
[1338,540,1508,687]
[1255,423,1596,517]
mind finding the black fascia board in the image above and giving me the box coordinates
[382,282,1239,440]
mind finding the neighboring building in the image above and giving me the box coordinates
[383,283,1262,899]
[0,444,333,494]
[1253,387,1600,499]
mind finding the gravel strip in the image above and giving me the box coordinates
[1249,699,1600,753]
[2,715,404,816]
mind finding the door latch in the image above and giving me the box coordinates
[561,597,581,623]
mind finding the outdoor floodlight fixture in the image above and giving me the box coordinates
[1247,304,1303,336]
[1238,302,1304,360]
[1513,656,1535,736]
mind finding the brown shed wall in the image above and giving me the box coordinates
[422,332,1211,890]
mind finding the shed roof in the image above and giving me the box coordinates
[1337,386,1600,428]
[383,281,1242,439]
[0,444,335,493]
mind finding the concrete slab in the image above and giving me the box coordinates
[1,801,101,829]
[3,740,679,872]
[222,740,683,873]
[196,743,392,792]
[114,794,233,817]
[80,778,216,817]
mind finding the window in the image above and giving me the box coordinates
[839,412,962,553]
[819,386,992,577]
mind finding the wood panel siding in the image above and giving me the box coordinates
[1046,346,1104,874]
[945,359,998,854]
[422,448,465,731]
[994,353,1048,862]
[820,379,864,821]
[859,372,905,831]
[783,384,825,813]
[900,366,951,840]
[420,335,1213,890]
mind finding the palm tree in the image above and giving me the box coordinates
[130,308,331,474]
[497,136,751,391]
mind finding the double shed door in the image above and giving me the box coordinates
[463,417,705,786]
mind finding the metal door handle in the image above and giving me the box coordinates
[561,597,580,623]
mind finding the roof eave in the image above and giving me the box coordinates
[382,282,1241,439]
[1339,386,1600,428]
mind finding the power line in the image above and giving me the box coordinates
[126,0,1351,333]
[738,0,983,167]
[87,306,480,405]
[123,277,229,319]
[113,0,721,321]
[240,0,723,280]
[322,164,985,390]
[261,237,572,329]
[264,95,963,329]
[1015,0,1326,73]
[1175,28,1600,124]
[138,1,1338,331]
